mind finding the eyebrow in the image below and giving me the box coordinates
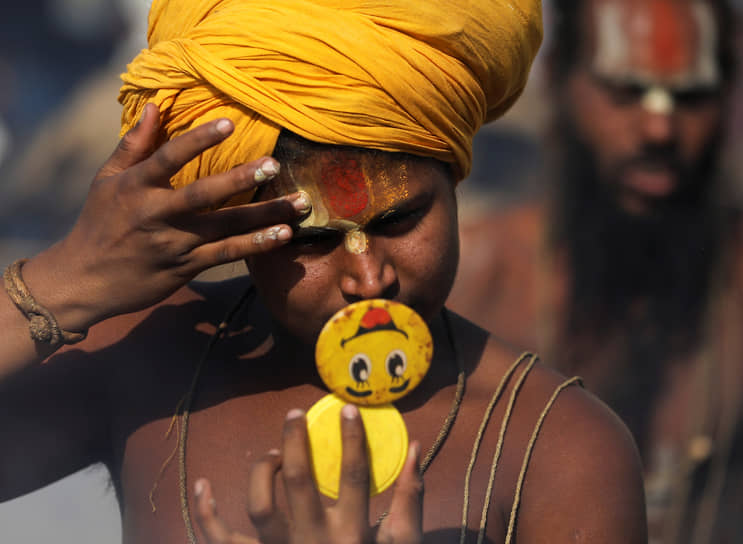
[367,192,431,227]
[293,191,431,235]
[292,225,343,237]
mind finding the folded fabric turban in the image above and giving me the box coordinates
[119,0,542,196]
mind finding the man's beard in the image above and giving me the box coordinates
[547,112,729,449]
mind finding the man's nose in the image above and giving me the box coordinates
[339,242,398,301]
[639,87,676,145]
[640,110,675,145]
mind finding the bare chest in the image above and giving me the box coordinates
[113,377,529,544]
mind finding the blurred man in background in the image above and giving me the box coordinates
[448,0,743,541]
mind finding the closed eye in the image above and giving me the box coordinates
[290,227,343,252]
[673,87,720,109]
[605,82,646,106]
[369,197,431,237]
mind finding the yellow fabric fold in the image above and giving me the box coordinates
[119,0,542,196]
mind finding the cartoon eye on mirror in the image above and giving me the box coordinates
[386,349,407,381]
[349,354,372,385]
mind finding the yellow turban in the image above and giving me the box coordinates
[119,0,542,193]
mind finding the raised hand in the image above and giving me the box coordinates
[20,103,310,334]
[195,405,423,544]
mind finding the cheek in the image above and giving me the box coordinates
[246,254,337,332]
[395,204,459,319]
[677,107,722,160]
[568,77,636,167]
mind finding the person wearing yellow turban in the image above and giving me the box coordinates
[0,1,647,543]
[119,0,542,192]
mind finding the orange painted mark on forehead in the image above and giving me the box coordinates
[647,0,694,76]
[320,156,369,219]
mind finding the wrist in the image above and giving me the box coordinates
[17,248,102,335]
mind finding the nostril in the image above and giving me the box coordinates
[379,278,400,301]
[339,250,399,301]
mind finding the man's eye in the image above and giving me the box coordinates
[373,208,425,235]
[674,87,719,109]
[291,230,342,250]
[606,83,645,106]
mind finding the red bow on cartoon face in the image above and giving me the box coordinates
[361,307,393,328]
[341,306,408,347]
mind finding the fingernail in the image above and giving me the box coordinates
[216,119,233,136]
[267,448,281,456]
[289,191,312,214]
[266,226,290,241]
[277,226,292,241]
[286,408,304,421]
[342,404,359,420]
[255,159,280,183]
[194,479,205,497]
[408,442,420,461]
[138,107,147,124]
[209,498,217,510]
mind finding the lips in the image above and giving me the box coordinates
[620,157,681,199]
[624,166,677,197]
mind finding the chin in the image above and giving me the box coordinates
[615,190,661,217]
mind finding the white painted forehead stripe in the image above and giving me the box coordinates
[593,1,720,88]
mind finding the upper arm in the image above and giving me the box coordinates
[513,385,648,544]
[0,347,111,501]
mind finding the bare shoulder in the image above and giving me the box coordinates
[448,313,647,543]
[76,275,253,352]
[490,344,647,542]
[515,364,647,542]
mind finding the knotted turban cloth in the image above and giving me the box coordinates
[119,0,542,195]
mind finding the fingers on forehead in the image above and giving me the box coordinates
[187,225,292,269]
[139,119,233,183]
[162,161,282,216]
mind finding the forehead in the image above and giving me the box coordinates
[587,0,719,87]
[264,146,446,230]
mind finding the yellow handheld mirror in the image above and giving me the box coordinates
[307,299,433,497]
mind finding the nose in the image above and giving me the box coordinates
[638,86,676,145]
[339,242,399,302]
[640,110,675,145]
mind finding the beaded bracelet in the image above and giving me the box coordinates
[3,258,87,347]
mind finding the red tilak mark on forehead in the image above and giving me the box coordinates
[320,157,369,218]
[650,1,689,75]
[361,308,392,328]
